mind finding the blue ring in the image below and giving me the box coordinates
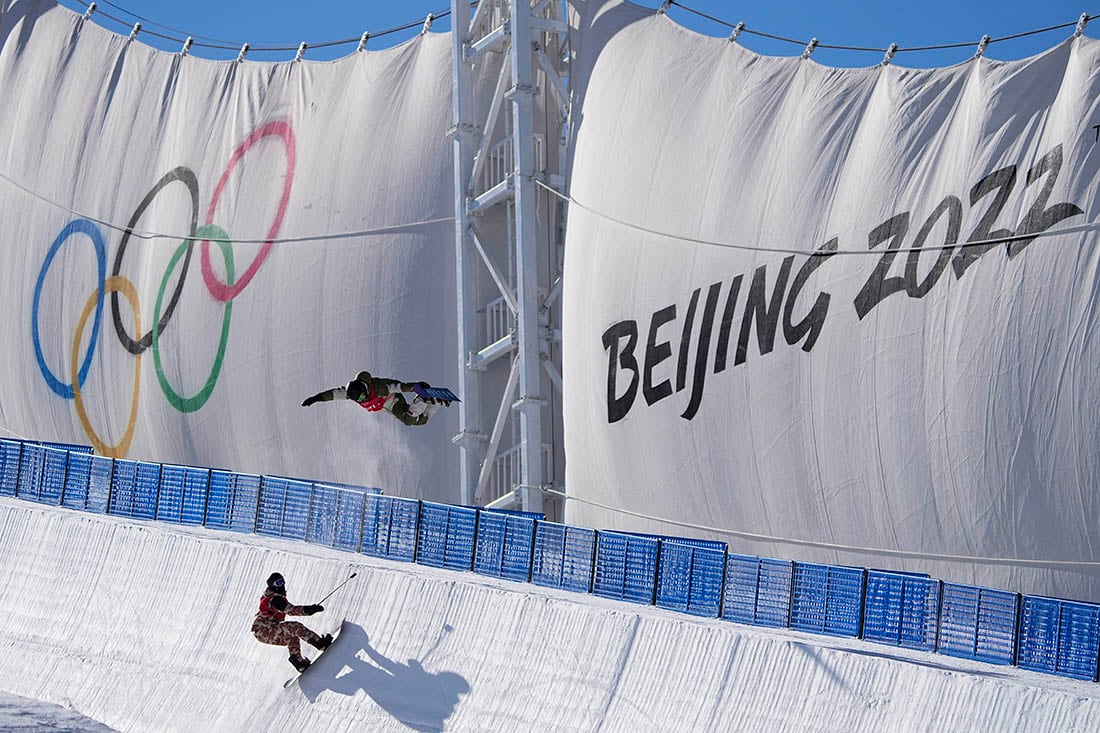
[32,219,107,399]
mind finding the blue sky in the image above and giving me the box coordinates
[55,0,1099,67]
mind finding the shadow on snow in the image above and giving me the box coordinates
[293,621,470,732]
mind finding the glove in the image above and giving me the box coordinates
[304,604,324,615]
[302,395,319,407]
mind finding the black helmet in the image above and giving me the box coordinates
[347,380,367,403]
[267,572,285,593]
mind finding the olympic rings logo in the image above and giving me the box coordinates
[31,121,296,457]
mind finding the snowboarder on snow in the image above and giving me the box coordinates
[252,572,332,672]
[301,370,450,427]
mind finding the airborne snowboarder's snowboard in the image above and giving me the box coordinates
[411,384,460,403]
[283,620,348,688]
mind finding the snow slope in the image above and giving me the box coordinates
[1,496,1098,732]
[0,690,114,732]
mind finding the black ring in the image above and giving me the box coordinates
[110,167,199,355]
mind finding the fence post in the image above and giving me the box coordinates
[470,508,480,571]
[411,500,422,563]
[303,482,313,542]
[284,481,293,538]
[650,539,661,606]
[12,441,24,497]
[1011,592,1022,667]
[59,449,70,507]
[202,468,212,527]
[81,453,90,510]
[558,526,567,588]
[443,505,453,567]
[280,479,289,537]
[618,536,627,599]
[153,463,164,520]
[106,458,117,515]
[933,580,945,653]
[382,499,394,556]
[856,569,868,639]
[716,551,728,619]
[356,492,368,553]
[251,475,263,533]
[525,518,537,583]
[972,589,982,659]
[493,513,505,574]
[39,447,47,501]
[1092,607,1100,683]
[752,558,764,625]
[586,530,597,594]
[176,466,185,521]
[785,561,796,629]
[686,546,697,612]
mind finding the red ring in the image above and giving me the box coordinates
[200,120,295,302]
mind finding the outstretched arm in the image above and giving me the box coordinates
[269,595,322,616]
[302,386,347,407]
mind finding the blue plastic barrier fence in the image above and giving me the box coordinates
[466,505,544,521]
[31,440,93,454]
[156,464,212,525]
[361,494,420,562]
[108,460,160,520]
[13,435,1100,686]
[474,509,537,582]
[308,483,367,551]
[1017,595,1100,681]
[722,554,794,628]
[790,562,866,638]
[39,446,68,506]
[16,443,45,501]
[201,469,230,530]
[0,436,380,559]
[654,537,727,618]
[937,583,1019,665]
[209,470,262,533]
[59,452,112,513]
[862,571,940,651]
[416,502,478,571]
[593,531,659,605]
[531,521,597,593]
[107,459,134,517]
[256,476,311,540]
[0,439,21,497]
[61,450,93,510]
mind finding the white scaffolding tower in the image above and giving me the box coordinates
[450,0,569,515]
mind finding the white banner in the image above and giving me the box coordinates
[0,1,459,499]
[565,1,1100,597]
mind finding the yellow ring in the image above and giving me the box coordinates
[72,276,141,458]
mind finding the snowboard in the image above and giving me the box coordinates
[411,384,460,403]
[282,620,347,688]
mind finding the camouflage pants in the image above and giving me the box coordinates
[252,619,317,656]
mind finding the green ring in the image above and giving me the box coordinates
[152,224,235,413]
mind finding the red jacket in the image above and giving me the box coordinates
[253,588,306,626]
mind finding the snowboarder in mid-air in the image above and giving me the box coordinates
[301,371,452,427]
[252,572,332,672]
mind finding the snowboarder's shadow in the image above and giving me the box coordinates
[298,621,470,731]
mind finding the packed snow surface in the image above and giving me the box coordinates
[1,497,1098,732]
